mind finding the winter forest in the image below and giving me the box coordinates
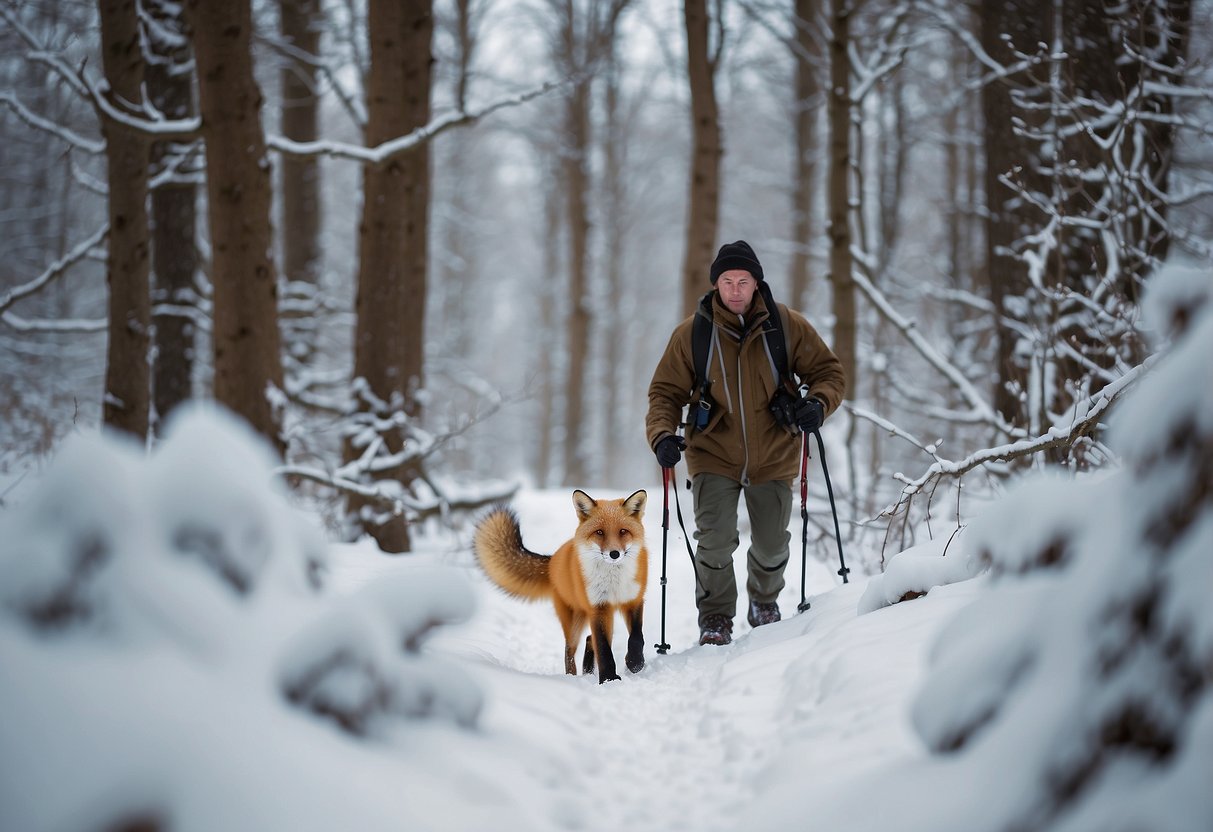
[2,0,1212,830]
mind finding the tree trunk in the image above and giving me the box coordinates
[535,155,561,489]
[99,0,151,441]
[346,0,433,552]
[601,41,626,486]
[877,71,906,275]
[681,0,721,318]
[1060,0,1191,301]
[789,0,820,312]
[562,79,592,487]
[826,0,856,393]
[944,41,963,297]
[439,0,476,361]
[279,0,323,289]
[146,0,197,433]
[980,0,1048,425]
[189,0,286,454]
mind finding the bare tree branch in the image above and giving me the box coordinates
[0,92,105,153]
[267,78,570,164]
[868,357,1155,521]
[0,225,109,315]
[1,314,108,333]
[850,261,1022,439]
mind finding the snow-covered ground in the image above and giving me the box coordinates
[0,408,976,832]
[329,491,978,832]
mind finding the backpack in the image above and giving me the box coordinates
[688,281,795,434]
[691,280,791,394]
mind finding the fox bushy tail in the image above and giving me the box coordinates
[473,508,552,601]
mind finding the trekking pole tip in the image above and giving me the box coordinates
[797,600,812,613]
[655,642,671,654]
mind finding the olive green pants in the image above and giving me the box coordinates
[691,472,793,625]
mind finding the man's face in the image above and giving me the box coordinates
[717,269,757,315]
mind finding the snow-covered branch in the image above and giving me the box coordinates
[850,263,1021,439]
[255,31,367,128]
[81,72,202,139]
[0,92,104,153]
[846,402,944,461]
[278,464,516,525]
[268,78,568,164]
[871,358,1154,520]
[849,3,912,104]
[0,7,89,98]
[0,225,109,316]
[0,314,107,333]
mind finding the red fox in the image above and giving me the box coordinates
[473,490,648,684]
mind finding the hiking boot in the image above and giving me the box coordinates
[747,600,781,628]
[699,614,733,646]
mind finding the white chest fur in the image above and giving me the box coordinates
[577,543,641,606]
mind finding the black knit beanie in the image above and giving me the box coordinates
[709,240,764,284]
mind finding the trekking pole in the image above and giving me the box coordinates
[797,430,812,613]
[655,465,672,655]
[813,429,850,583]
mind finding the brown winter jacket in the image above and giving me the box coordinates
[646,289,846,484]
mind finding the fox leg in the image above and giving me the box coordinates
[556,600,585,676]
[591,608,620,684]
[582,635,595,675]
[623,601,645,674]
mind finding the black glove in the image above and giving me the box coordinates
[793,397,825,433]
[654,435,686,469]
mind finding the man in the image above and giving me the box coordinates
[646,240,846,646]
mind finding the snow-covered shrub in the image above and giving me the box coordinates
[856,533,985,614]
[902,263,1213,831]
[0,404,483,832]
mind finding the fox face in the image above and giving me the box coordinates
[572,489,647,606]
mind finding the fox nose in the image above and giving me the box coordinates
[609,550,621,560]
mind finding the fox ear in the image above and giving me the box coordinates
[572,490,596,520]
[623,490,647,518]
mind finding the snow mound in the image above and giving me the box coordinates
[856,531,982,614]
[811,263,1213,831]
[0,404,489,832]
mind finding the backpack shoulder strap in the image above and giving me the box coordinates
[691,291,715,392]
[756,282,791,383]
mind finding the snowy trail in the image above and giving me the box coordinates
[328,488,976,832]
[441,576,973,832]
